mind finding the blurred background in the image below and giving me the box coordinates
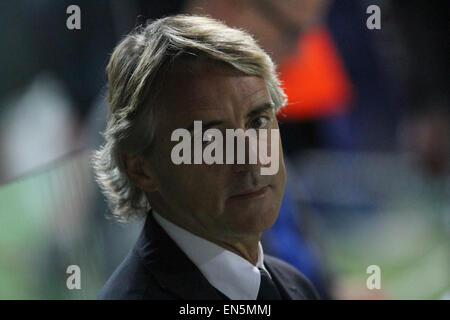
[0,0,448,299]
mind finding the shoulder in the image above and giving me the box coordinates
[264,254,320,300]
[97,248,176,300]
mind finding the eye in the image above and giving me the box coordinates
[251,116,270,129]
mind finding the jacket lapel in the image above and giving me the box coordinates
[135,210,222,300]
[264,256,306,300]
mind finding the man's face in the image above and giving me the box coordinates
[143,63,286,241]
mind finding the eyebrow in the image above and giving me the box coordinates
[246,102,274,119]
[185,102,274,132]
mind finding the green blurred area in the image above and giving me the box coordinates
[303,152,450,299]
[0,152,106,299]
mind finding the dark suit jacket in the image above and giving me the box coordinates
[98,211,320,300]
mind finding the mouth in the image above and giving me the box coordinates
[228,185,270,201]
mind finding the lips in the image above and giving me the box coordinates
[228,185,269,201]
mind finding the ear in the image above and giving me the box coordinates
[120,153,159,192]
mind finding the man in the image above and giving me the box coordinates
[93,14,319,300]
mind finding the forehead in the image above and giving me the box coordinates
[157,62,271,121]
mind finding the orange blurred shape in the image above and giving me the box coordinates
[277,26,354,121]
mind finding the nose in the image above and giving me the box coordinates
[226,128,262,173]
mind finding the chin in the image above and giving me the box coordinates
[222,185,284,235]
[226,203,280,236]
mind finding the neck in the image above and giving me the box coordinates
[211,237,261,265]
[168,212,261,265]
[150,201,261,266]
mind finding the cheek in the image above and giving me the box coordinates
[166,165,227,208]
[153,134,227,205]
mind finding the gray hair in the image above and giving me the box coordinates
[92,14,287,222]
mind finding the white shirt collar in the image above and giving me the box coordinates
[152,210,270,300]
